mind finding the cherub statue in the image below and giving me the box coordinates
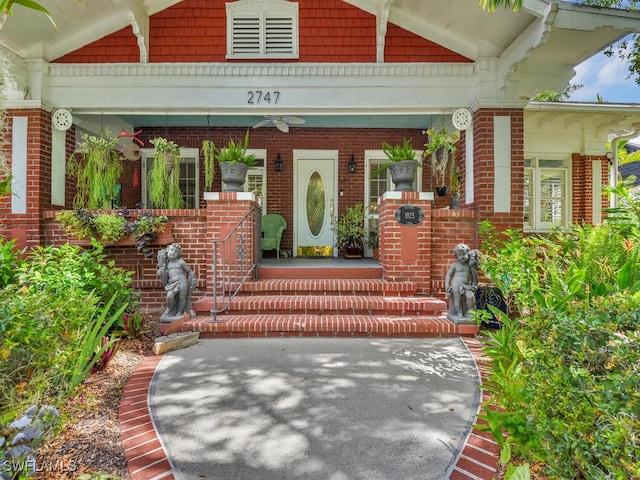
[444,243,480,323]
[157,243,197,322]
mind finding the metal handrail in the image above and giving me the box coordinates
[209,203,261,322]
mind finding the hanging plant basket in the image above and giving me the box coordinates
[436,186,449,196]
[67,129,123,209]
[148,137,184,209]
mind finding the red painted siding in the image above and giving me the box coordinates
[54,0,470,63]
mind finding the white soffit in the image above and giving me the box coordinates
[0,0,182,61]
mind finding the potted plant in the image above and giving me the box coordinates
[424,124,458,196]
[334,203,368,258]
[55,207,169,257]
[372,138,422,192]
[67,129,123,209]
[202,130,257,192]
[148,137,184,209]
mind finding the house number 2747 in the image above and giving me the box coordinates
[247,91,280,104]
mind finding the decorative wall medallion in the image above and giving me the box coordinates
[52,108,73,131]
[452,107,472,131]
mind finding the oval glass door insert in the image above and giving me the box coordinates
[306,171,325,237]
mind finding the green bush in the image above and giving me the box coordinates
[0,287,99,415]
[0,243,138,417]
[478,182,640,479]
[15,242,138,318]
[0,238,22,288]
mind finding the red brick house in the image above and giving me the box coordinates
[1,0,639,314]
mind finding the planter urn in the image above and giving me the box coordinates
[388,160,417,192]
[219,162,249,192]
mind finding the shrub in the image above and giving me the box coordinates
[477,182,640,478]
[14,243,138,318]
[0,244,138,417]
[0,238,22,288]
[0,287,99,415]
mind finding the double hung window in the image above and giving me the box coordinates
[524,157,569,230]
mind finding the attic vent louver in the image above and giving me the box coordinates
[227,0,298,59]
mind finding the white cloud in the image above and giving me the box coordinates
[568,38,640,103]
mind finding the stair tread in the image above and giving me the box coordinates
[177,314,478,337]
[193,295,446,310]
[240,279,416,293]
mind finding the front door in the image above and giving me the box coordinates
[294,150,338,257]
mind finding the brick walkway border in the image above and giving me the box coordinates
[119,337,500,480]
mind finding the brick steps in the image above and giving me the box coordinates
[192,294,446,316]
[183,269,479,338]
[237,278,417,296]
[177,314,478,337]
[257,264,383,280]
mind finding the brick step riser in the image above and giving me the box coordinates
[174,315,479,338]
[234,290,417,297]
[257,270,383,281]
[205,308,444,316]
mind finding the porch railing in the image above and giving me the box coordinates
[209,203,261,322]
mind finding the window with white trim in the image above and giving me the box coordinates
[226,0,299,59]
[524,157,570,231]
[141,148,199,209]
[364,150,422,256]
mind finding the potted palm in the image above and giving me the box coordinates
[372,138,421,192]
[334,203,368,258]
[67,129,123,209]
[424,125,458,196]
[148,137,184,208]
[202,130,257,192]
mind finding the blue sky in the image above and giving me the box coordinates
[567,36,640,103]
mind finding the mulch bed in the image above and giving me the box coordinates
[33,313,161,480]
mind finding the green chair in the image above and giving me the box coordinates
[261,214,287,258]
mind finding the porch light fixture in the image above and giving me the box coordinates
[275,153,283,172]
[348,154,357,173]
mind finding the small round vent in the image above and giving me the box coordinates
[52,108,73,131]
[451,108,472,131]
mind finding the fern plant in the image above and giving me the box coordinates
[148,137,184,209]
[67,129,123,209]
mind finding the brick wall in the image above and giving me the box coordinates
[54,0,468,63]
[468,108,524,232]
[430,209,478,298]
[43,209,209,310]
[0,109,55,249]
[378,193,478,297]
[572,152,609,223]
[133,126,425,255]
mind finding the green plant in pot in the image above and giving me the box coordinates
[148,137,184,208]
[334,202,368,258]
[372,138,422,192]
[202,130,257,192]
[424,124,458,196]
[67,129,123,209]
[56,207,168,256]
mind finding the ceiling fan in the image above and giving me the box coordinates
[252,115,305,133]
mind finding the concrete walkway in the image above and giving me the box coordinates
[147,337,482,480]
